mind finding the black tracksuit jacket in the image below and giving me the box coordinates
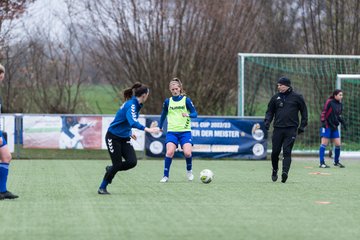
[265,87,308,130]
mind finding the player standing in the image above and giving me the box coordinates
[0,64,18,200]
[158,78,198,183]
[319,89,346,168]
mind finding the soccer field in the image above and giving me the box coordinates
[1,159,359,240]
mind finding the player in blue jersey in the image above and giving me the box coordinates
[158,78,198,183]
[0,64,18,200]
[319,89,346,168]
[98,82,160,194]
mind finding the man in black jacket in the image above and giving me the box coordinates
[264,77,308,183]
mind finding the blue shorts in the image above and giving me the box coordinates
[0,131,7,147]
[320,127,340,139]
[166,131,193,148]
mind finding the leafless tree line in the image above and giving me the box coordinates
[1,0,360,114]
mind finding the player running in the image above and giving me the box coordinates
[98,82,160,194]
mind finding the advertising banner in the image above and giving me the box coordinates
[23,115,102,149]
[22,115,145,151]
[145,116,267,159]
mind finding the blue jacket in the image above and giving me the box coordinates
[108,97,145,138]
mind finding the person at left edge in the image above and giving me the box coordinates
[98,82,160,194]
[0,64,18,200]
[264,77,308,183]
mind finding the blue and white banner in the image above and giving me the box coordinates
[145,116,267,159]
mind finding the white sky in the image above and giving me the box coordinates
[12,0,70,39]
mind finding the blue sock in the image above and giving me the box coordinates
[164,157,172,177]
[186,156,192,171]
[99,180,109,189]
[0,163,9,192]
[319,144,326,165]
[334,146,340,163]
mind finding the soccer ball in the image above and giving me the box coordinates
[200,169,214,184]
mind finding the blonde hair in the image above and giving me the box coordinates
[169,77,186,95]
[0,64,4,73]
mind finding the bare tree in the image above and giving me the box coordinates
[0,0,36,112]
[299,0,360,54]
[2,0,89,113]
[83,0,265,115]
[0,0,36,58]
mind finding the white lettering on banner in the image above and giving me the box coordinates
[211,145,239,152]
[192,130,201,137]
[191,122,199,128]
[210,122,231,128]
[199,122,211,128]
[201,130,213,137]
[192,144,211,152]
[214,130,240,138]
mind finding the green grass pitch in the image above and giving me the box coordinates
[1,159,360,240]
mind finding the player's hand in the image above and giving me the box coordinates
[297,128,304,135]
[147,127,161,134]
[264,120,270,131]
[182,113,189,117]
[131,134,137,140]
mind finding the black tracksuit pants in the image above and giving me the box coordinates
[271,127,297,174]
[103,131,137,183]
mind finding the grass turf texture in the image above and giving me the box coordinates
[1,159,359,240]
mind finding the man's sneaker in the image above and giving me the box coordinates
[160,176,169,183]
[186,171,194,181]
[319,164,330,168]
[271,169,278,182]
[98,188,110,195]
[281,172,288,183]
[334,162,345,168]
[0,191,19,200]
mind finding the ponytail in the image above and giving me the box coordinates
[123,82,149,100]
[329,89,342,99]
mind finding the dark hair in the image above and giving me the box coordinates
[329,89,342,99]
[277,77,291,87]
[123,82,149,100]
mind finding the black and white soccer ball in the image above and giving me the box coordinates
[200,169,214,184]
